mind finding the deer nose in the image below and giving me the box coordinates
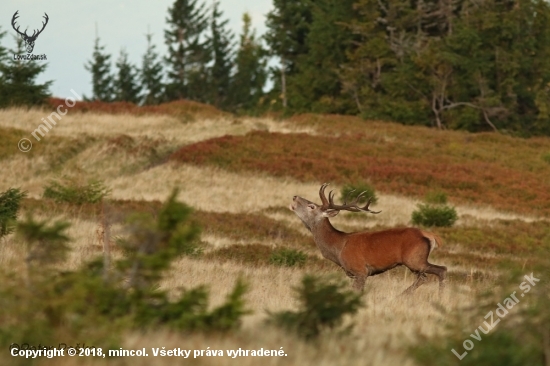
[293,196,297,200]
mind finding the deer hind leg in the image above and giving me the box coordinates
[401,272,428,295]
[352,275,367,292]
[425,264,447,296]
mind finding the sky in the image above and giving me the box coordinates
[0,0,273,99]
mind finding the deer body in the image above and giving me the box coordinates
[291,184,447,294]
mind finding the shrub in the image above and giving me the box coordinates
[0,188,27,239]
[1,189,249,356]
[412,203,458,227]
[341,182,377,205]
[43,178,110,205]
[269,248,307,267]
[16,216,71,275]
[268,275,362,340]
[116,189,202,288]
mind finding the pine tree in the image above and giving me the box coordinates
[84,35,113,102]
[207,1,235,108]
[0,36,51,108]
[230,13,267,112]
[141,31,165,105]
[164,0,209,101]
[113,48,141,103]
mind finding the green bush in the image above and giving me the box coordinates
[269,248,307,267]
[43,178,110,204]
[412,203,458,227]
[341,181,377,205]
[268,275,362,340]
[0,187,26,239]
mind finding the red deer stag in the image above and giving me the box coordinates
[290,183,447,294]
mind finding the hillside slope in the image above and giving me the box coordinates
[0,105,549,366]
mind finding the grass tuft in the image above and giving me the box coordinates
[269,248,307,267]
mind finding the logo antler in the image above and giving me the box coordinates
[11,10,49,54]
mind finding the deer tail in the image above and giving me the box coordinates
[420,230,443,254]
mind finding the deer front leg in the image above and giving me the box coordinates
[343,269,367,292]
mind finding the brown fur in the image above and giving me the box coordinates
[290,193,447,294]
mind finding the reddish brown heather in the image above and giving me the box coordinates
[46,98,229,120]
[170,130,550,216]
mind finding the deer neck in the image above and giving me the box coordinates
[311,218,346,265]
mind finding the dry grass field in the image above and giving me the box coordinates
[0,103,549,365]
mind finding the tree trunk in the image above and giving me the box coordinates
[281,56,287,108]
[102,200,111,283]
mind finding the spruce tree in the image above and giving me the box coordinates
[344,0,550,133]
[207,1,235,108]
[141,31,165,105]
[290,0,357,113]
[230,13,267,112]
[164,0,209,101]
[264,0,312,109]
[0,36,51,108]
[84,35,113,102]
[0,27,8,106]
[113,48,141,104]
[0,27,7,65]
[338,0,393,116]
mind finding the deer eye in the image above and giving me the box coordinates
[308,204,315,210]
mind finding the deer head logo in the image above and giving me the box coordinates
[11,11,49,54]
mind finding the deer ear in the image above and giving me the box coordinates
[322,210,339,218]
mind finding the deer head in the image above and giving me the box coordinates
[12,11,49,54]
[290,183,380,231]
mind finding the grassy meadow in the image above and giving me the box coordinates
[0,102,549,365]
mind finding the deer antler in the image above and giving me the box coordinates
[319,183,330,207]
[33,13,49,39]
[11,11,26,38]
[319,183,381,214]
[12,11,48,41]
